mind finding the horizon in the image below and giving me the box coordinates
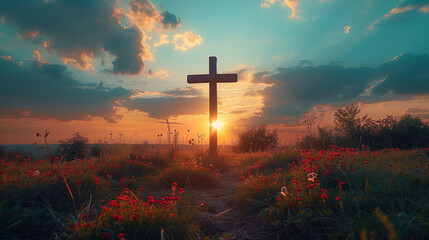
[1,0,429,145]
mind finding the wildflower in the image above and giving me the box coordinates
[101,232,111,240]
[307,184,315,189]
[320,193,328,199]
[335,196,341,201]
[308,172,317,182]
[117,233,126,239]
[112,214,122,221]
[364,161,369,164]
[280,186,287,197]
[132,214,138,220]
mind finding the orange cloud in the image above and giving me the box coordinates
[18,30,39,39]
[127,0,160,31]
[60,51,95,72]
[172,31,203,51]
[261,0,300,19]
[344,25,351,34]
[33,50,49,65]
[1,55,12,61]
[153,34,169,47]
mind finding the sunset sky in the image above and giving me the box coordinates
[1,0,429,145]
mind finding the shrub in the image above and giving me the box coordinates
[234,126,279,153]
[57,132,89,161]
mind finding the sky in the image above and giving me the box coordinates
[1,0,429,145]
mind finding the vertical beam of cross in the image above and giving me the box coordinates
[187,56,237,157]
[209,57,218,156]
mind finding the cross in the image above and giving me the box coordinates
[187,56,237,157]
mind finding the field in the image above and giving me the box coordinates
[1,145,428,239]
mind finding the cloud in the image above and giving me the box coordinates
[372,54,429,95]
[406,107,429,113]
[172,31,203,51]
[1,55,12,61]
[162,87,202,97]
[0,56,133,122]
[0,0,183,75]
[230,110,247,114]
[146,69,168,78]
[344,25,351,34]
[153,34,170,47]
[161,11,182,30]
[261,0,300,19]
[368,0,429,30]
[33,50,49,66]
[123,97,207,119]
[240,53,429,126]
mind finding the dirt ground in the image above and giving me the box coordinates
[186,154,273,240]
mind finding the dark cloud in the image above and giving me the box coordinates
[0,0,179,75]
[124,97,207,119]
[161,11,182,29]
[241,54,429,126]
[373,54,429,95]
[0,57,132,122]
[369,0,429,29]
[162,87,201,97]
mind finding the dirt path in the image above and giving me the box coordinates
[187,155,271,240]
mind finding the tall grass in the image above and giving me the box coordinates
[236,147,429,239]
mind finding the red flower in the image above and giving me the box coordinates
[320,193,328,199]
[117,233,126,239]
[112,214,122,221]
[101,231,111,240]
[132,214,138,220]
[364,161,369,164]
[335,196,341,201]
[306,184,315,189]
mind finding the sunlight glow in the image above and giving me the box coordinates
[212,121,223,129]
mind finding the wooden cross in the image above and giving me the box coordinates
[187,56,237,157]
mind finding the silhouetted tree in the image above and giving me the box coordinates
[57,132,89,161]
[234,126,279,152]
[390,115,429,149]
[334,104,365,147]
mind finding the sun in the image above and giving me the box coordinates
[212,121,224,129]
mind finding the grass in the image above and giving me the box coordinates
[0,145,220,239]
[1,145,428,239]
[236,147,429,239]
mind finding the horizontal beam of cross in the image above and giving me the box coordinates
[187,74,237,84]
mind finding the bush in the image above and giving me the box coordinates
[56,132,89,161]
[234,126,279,153]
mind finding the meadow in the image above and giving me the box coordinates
[0,144,428,239]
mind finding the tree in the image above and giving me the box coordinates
[334,104,367,147]
[56,132,89,161]
[390,115,429,149]
[234,126,279,152]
